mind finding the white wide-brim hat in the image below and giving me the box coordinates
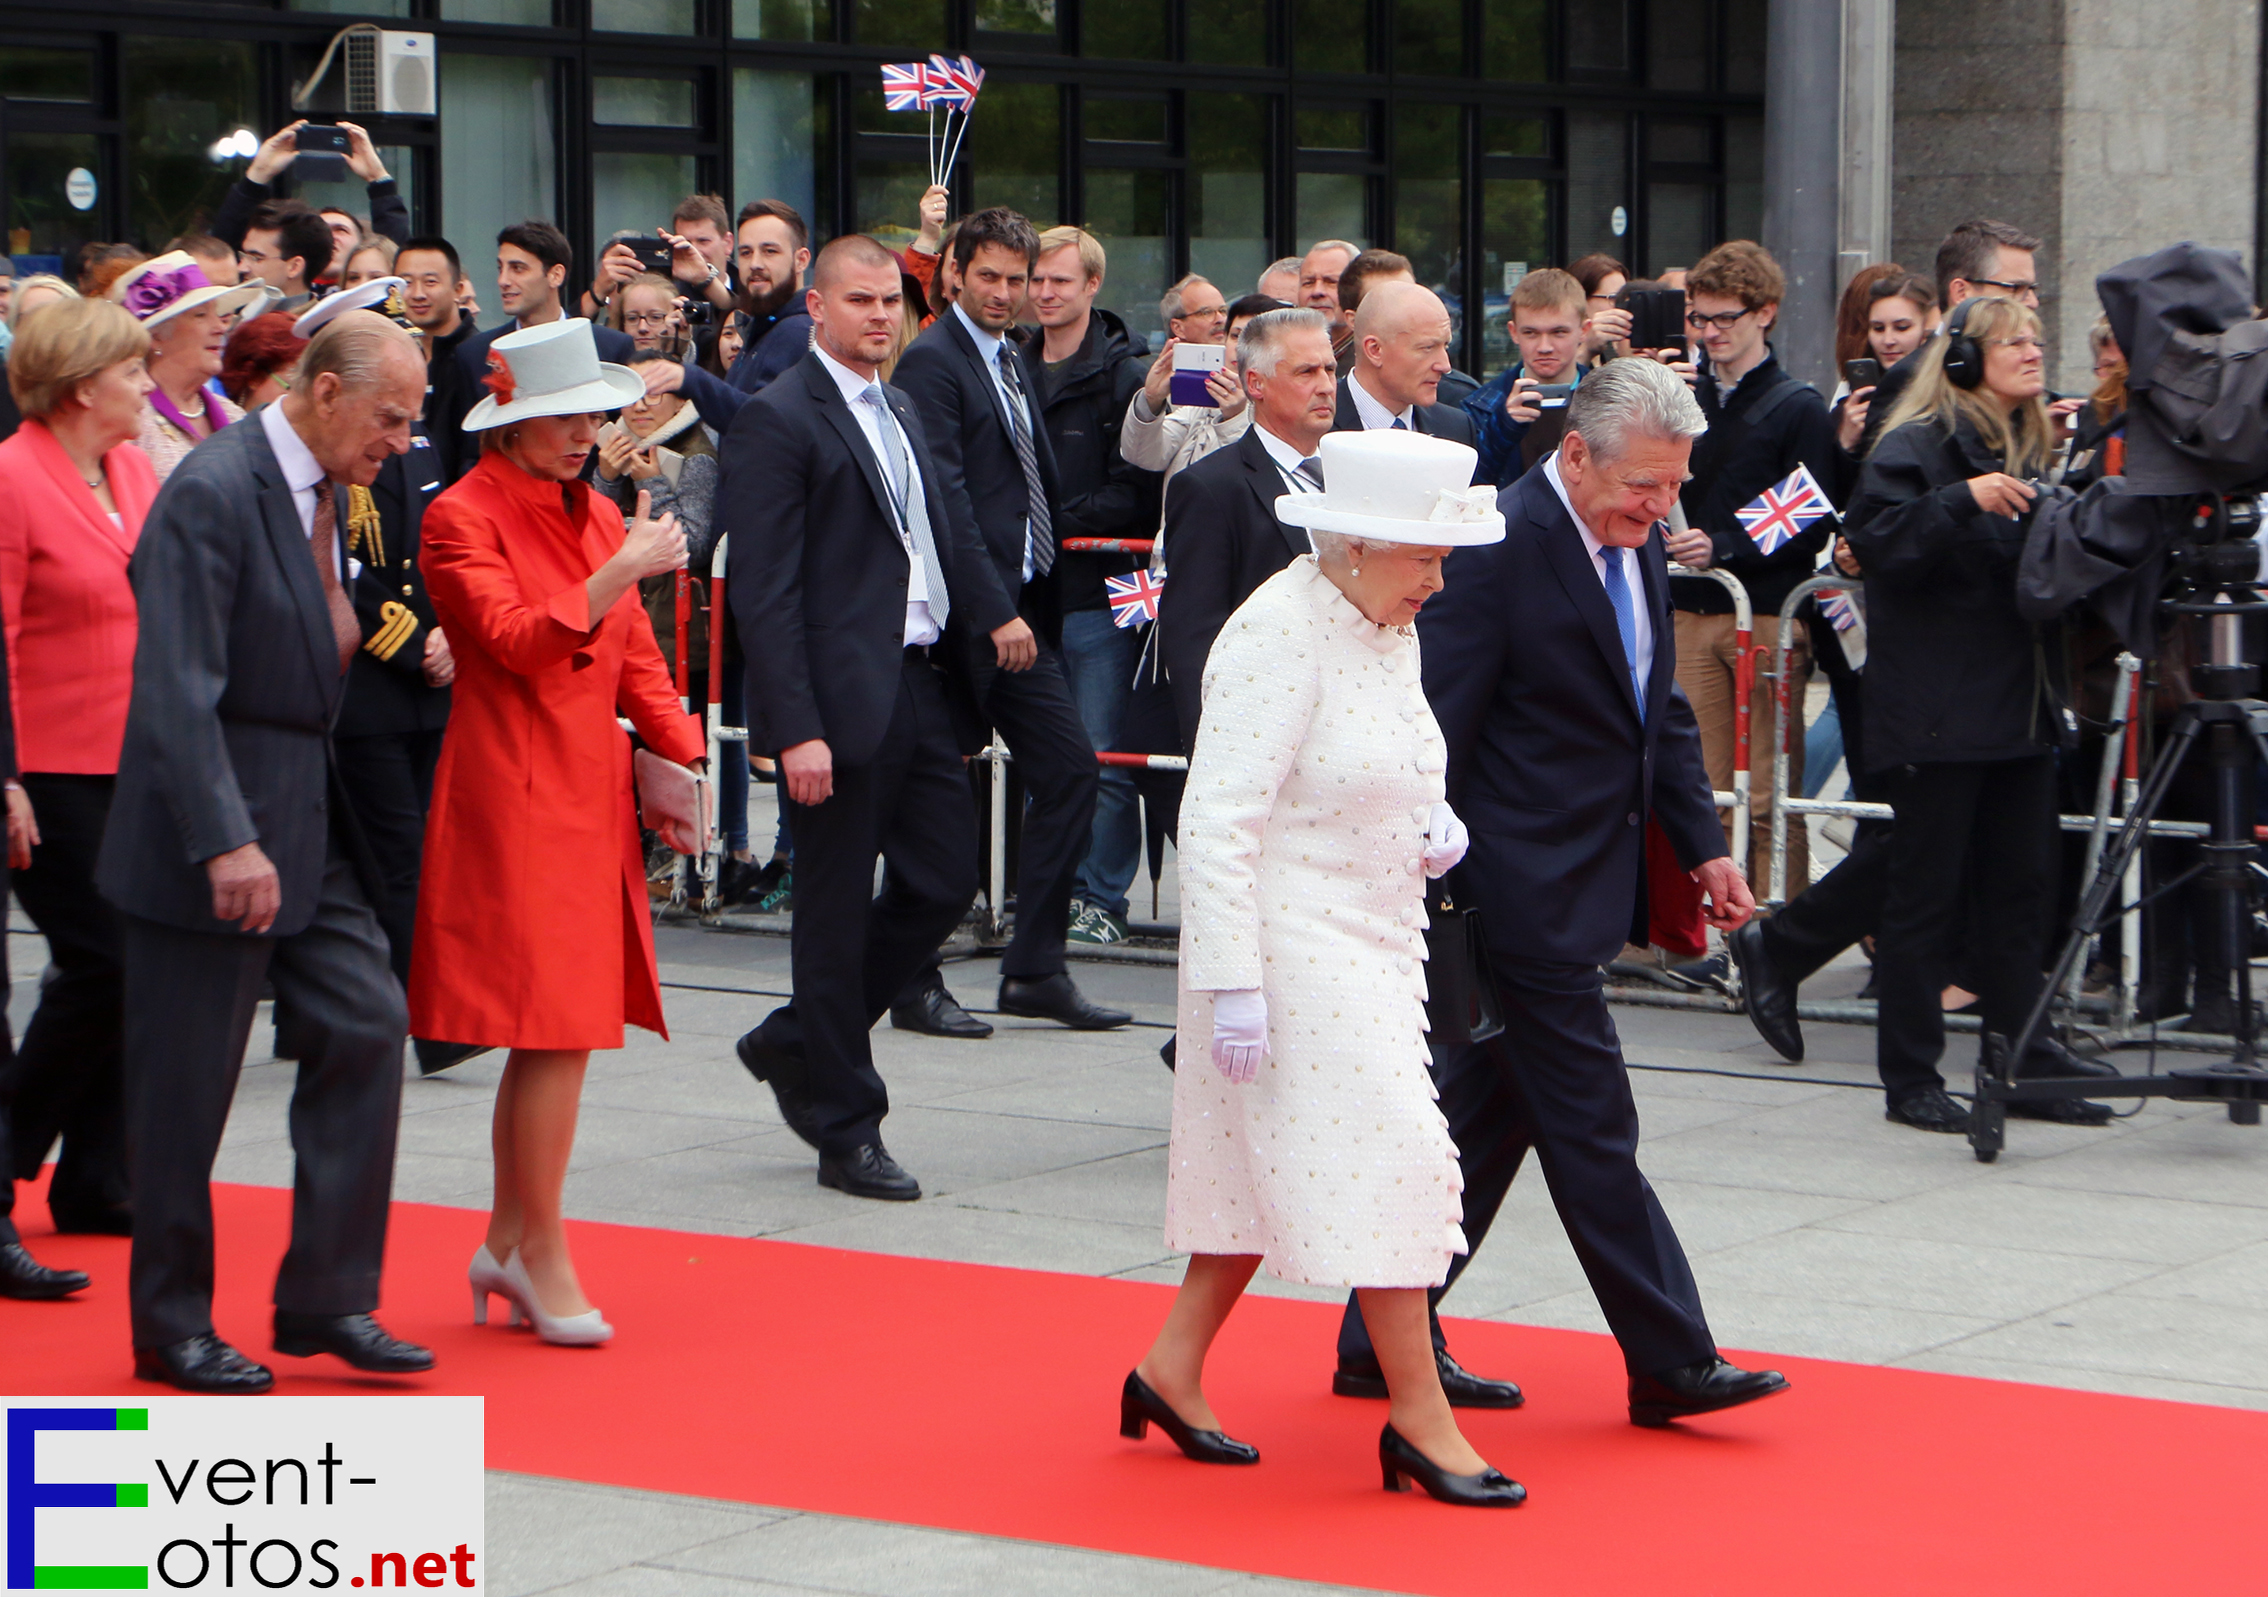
[463,317,644,432]
[111,250,273,329]
[1275,430,1506,546]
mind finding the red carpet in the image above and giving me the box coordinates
[4,1179,2257,1596]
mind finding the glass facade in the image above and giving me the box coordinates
[3,0,1763,376]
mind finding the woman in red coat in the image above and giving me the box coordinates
[412,319,701,1346]
[0,298,158,1238]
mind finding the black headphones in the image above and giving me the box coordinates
[1940,295,1986,390]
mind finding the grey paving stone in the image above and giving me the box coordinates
[1931,1294,2268,1390]
[1501,1284,2001,1366]
[2114,1240,2268,1310]
[485,1472,787,1597]
[1693,1226,2164,1319]
[1810,1179,2268,1264]
[955,1147,1172,1227]
[2007,1112,2268,1208]
[768,1200,1175,1276]
[1890,1350,2268,1413]
[1635,1122,2002,1202]
[658,1511,1259,1597]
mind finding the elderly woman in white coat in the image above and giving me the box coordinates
[1122,430,1524,1508]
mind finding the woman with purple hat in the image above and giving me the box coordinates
[111,251,272,481]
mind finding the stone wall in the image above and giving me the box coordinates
[1890,0,2258,391]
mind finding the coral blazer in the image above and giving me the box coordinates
[410,452,705,1052]
[0,419,159,774]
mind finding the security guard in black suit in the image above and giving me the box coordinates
[295,282,453,995]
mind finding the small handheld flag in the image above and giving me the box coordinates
[1105,567,1167,629]
[1817,586,1861,632]
[1735,463,1834,555]
[880,63,930,113]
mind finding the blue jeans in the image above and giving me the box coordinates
[1803,693,1843,802]
[1058,607,1144,918]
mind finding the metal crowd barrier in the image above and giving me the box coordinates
[1668,563,1756,875]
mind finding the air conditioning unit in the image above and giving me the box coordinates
[344,30,436,118]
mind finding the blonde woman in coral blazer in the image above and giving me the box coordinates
[0,298,157,1234]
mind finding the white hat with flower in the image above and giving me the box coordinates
[462,317,644,432]
[1274,430,1506,546]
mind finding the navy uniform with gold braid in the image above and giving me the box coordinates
[300,280,454,989]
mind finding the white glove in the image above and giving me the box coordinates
[1423,802,1469,878]
[1208,989,1268,1084]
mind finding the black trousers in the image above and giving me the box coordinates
[3,774,129,1223]
[936,639,1098,983]
[757,654,978,1155]
[334,729,444,986]
[1337,953,1716,1379]
[123,848,408,1349]
[1875,755,2058,1101]
[0,894,17,1247]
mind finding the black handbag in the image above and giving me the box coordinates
[1421,879,1504,1047]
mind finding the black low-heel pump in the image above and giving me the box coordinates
[1379,1423,1525,1506]
[1120,1371,1261,1464]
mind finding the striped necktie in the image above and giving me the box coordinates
[994,348,1054,576]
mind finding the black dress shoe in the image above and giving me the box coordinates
[1120,1370,1259,1464]
[50,1204,134,1236]
[1378,1423,1525,1505]
[1628,1356,1789,1427]
[889,983,993,1039]
[2009,1095,2115,1126]
[273,1311,435,1373]
[135,1332,274,1394]
[817,1142,921,1201]
[1730,920,1803,1063]
[998,973,1132,1030]
[2017,1036,2123,1081]
[1333,1349,1524,1409]
[735,1029,824,1149]
[414,1038,493,1077]
[0,1241,88,1300]
[1885,1088,1971,1133]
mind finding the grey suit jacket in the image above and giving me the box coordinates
[97,416,375,937]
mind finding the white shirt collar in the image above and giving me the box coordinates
[1543,450,1614,563]
[952,300,1004,364]
[260,401,327,498]
[813,343,886,406]
[1253,422,1314,477]
[1347,372,1414,431]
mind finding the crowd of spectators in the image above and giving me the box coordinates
[0,99,2228,1314]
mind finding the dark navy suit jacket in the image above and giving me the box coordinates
[1418,465,1725,967]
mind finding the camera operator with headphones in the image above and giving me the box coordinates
[1844,294,2121,1134]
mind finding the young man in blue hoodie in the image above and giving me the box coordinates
[1463,267,1592,486]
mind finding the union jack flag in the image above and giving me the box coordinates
[880,62,931,112]
[1105,567,1167,629]
[924,53,986,109]
[1817,586,1861,632]
[1735,463,1834,555]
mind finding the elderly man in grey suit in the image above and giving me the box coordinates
[97,311,435,1394]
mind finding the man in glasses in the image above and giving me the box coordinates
[1660,240,1838,917]
[1854,218,2044,458]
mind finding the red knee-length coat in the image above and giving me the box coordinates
[409,452,706,1051]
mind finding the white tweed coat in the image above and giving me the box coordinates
[1165,555,1467,1289]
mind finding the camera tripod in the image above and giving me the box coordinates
[1972,529,2268,1161]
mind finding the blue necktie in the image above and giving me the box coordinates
[1390,417,1408,430]
[1596,548,1645,720]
